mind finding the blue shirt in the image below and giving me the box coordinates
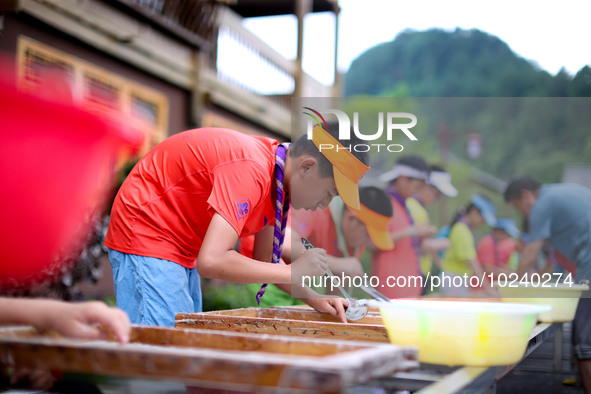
[528,184,591,281]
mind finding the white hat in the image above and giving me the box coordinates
[429,171,458,197]
[379,164,428,183]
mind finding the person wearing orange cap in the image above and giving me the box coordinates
[104,123,370,326]
[240,186,394,307]
[373,155,437,298]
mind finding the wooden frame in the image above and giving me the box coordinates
[176,307,390,343]
[0,325,417,392]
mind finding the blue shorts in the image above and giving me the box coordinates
[107,248,202,327]
[573,295,591,359]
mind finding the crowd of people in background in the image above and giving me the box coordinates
[253,152,530,302]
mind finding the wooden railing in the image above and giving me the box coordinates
[113,0,334,125]
[114,0,217,47]
[210,6,334,109]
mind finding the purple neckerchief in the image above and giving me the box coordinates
[256,142,291,304]
[386,186,420,253]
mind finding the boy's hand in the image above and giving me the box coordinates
[303,297,349,323]
[292,248,329,277]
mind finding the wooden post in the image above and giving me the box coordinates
[332,1,341,98]
[294,0,311,99]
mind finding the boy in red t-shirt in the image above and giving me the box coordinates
[104,124,369,326]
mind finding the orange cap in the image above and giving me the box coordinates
[355,203,394,251]
[310,125,370,210]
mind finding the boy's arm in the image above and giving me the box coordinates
[517,239,545,277]
[252,225,275,263]
[198,214,290,283]
[197,213,327,283]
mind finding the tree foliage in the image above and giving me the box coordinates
[345,28,590,98]
[343,28,591,186]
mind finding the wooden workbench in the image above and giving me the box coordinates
[176,307,564,393]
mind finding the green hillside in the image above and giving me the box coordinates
[344,28,591,97]
[342,28,591,224]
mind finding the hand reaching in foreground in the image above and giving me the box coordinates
[0,298,131,391]
[41,300,131,344]
[0,297,131,344]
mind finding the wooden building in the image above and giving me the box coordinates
[0,0,340,150]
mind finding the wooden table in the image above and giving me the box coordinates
[176,307,564,393]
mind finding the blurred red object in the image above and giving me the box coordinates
[0,58,144,289]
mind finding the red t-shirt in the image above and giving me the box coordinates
[476,234,516,267]
[104,128,278,268]
[371,196,422,298]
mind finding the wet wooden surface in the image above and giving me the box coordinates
[0,324,417,393]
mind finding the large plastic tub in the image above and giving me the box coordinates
[496,283,589,323]
[370,299,550,367]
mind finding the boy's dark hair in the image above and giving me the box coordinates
[503,177,541,202]
[358,186,393,217]
[290,121,370,178]
[450,194,494,227]
[397,155,429,174]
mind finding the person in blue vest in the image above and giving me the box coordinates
[504,176,591,392]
